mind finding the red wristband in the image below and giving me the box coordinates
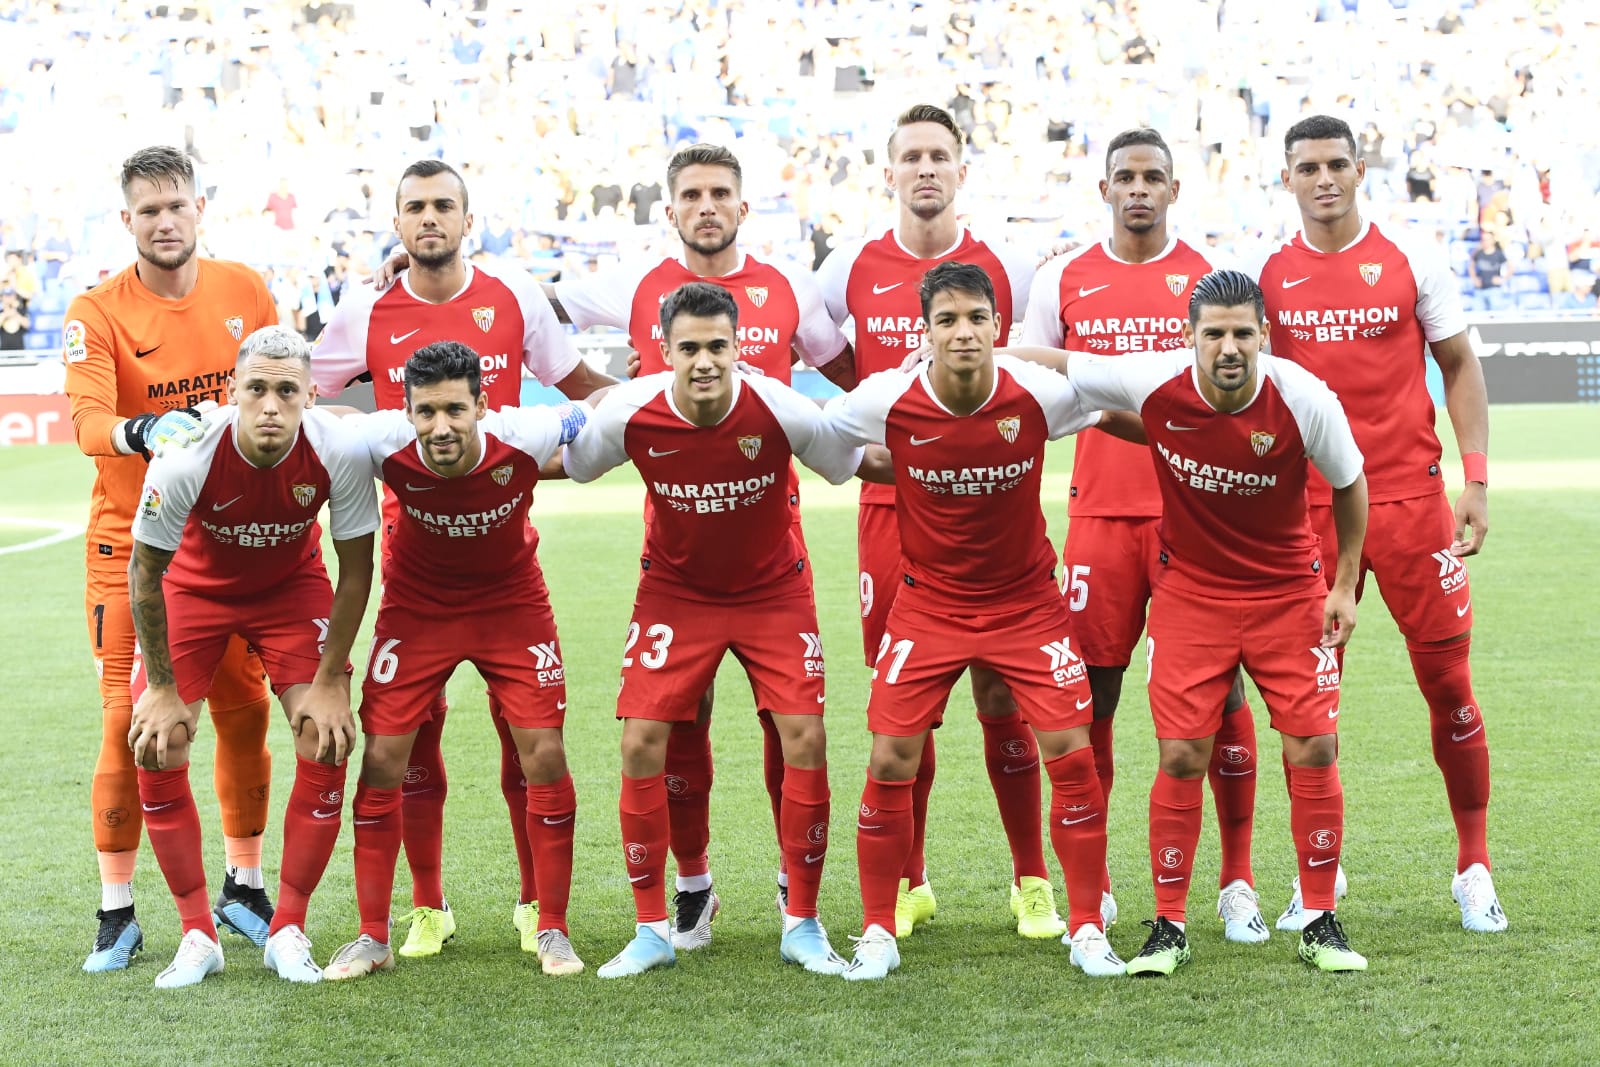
[1461,451,1488,487]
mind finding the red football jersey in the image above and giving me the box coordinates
[132,407,380,597]
[1023,237,1215,519]
[817,226,1034,504]
[564,372,861,599]
[312,261,580,410]
[356,404,586,610]
[1068,350,1365,597]
[554,252,845,381]
[1248,221,1466,504]
[820,356,1095,605]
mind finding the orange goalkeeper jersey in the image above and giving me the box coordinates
[63,258,276,567]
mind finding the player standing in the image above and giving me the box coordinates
[550,144,852,949]
[65,146,281,970]
[322,341,591,981]
[1032,269,1371,974]
[312,159,613,958]
[125,326,379,986]
[563,282,862,978]
[1250,116,1503,933]
[1021,128,1266,941]
[820,262,1123,980]
[815,104,1067,940]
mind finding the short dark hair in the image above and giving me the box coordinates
[919,261,994,320]
[666,144,743,195]
[404,340,481,401]
[120,146,196,201]
[888,103,964,158]
[1188,270,1265,326]
[659,281,739,338]
[1104,128,1173,176]
[1283,115,1358,160]
[395,159,469,213]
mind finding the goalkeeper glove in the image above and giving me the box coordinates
[123,402,215,458]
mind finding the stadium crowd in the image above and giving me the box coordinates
[2,0,1597,359]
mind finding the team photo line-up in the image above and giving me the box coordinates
[65,101,1500,988]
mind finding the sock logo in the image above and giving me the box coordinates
[1450,705,1477,725]
[1158,846,1184,870]
[1000,738,1032,759]
[319,790,343,806]
[663,775,688,796]
[625,842,649,865]
[808,821,828,845]
[1308,828,1338,851]
[403,766,428,784]
[859,804,878,819]
[1217,744,1250,765]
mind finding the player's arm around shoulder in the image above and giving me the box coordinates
[558,373,662,482]
[816,362,908,449]
[998,354,1100,440]
[748,373,865,485]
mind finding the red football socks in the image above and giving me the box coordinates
[1287,761,1344,911]
[664,719,713,879]
[1409,637,1491,871]
[778,764,829,918]
[619,773,669,923]
[491,693,538,902]
[899,735,936,886]
[981,714,1048,882]
[401,694,448,909]
[352,782,404,942]
[1148,769,1203,924]
[1209,701,1258,887]
[858,774,914,932]
[271,756,346,935]
[524,773,576,933]
[1045,747,1107,932]
[137,764,216,938]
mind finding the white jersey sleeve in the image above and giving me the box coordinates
[1019,252,1074,347]
[1066,349,1189,413]
[348,408,417,469]
[989,236,1038,334]
[1392,231,1470,342]
[484,400,591,466]
[478,261,584,385]
[301,408,382,541]
[771,258,849,368]
[744,373,863,483]
[561,373,664,483]
[551,259,652,332]
[132,410,233,551]
[818,366,915,447]
[1235,239,1282,288]
[310,281,379,396]
[1263,355,1365,490]
[996,354,1098,440]
[814,237,868,325]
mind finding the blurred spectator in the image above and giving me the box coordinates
[0,290,27,351]
[1472,230,1510,289]
[2,250,39,311]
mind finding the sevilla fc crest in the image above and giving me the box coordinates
[224,316,244,340]
[1250,430,1276,457]
[490,464,514,486]
[996,415,1021,444]
[745,285,769,308]
[292,483,317,507]
[472,306,496,333]
[1358,262,1382,287]
[1165,273,1189,297]
[737,434,763,460]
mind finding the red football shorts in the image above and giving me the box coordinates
[1309,491,1471,643]
[359,593,566,735]
[617,569,824,722]
[856,502,903,666]
[866,588,1094,737]
[86,563,267,710]
[1061,515,1163,668]
[1146,581,1339,740]
[130,569,334,705]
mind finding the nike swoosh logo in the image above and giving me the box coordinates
[1282,277,1311,288]
[803,853,824,864]
[1165,421,1198,431]
[816,693,826,704]
[404,483,436,492]
[1452,725,1483,742]
[1075,697,1093,710]
[1456,601,1471,617]
[211,495,244,511]
[354,818,382,826]
[1218,768,1254,777]
[909,435,942,446]
[141,801,175,813]
[647,447,681,457]
[1327,708,1340,720]
[1156,875,1184,883]
[1060,814,1098,826]
[543,815,575,826]
[1308,856,1337,866]
[1001,762,1038,775]
[628,874,650,884]
[134,345,162,359]
[1078,284,1111,297]
[312,809,339,820]
[857,822,883,831]
[557,701,568,711]
[872,282,903,295]
[390,328,422,345]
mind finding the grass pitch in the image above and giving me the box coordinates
[1,404,1596,1066]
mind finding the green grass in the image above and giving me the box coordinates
[1,404,1597,1066]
